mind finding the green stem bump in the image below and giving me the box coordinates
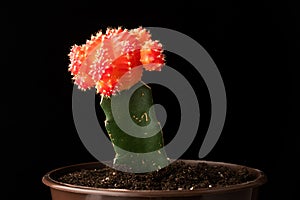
[100,83,170,173]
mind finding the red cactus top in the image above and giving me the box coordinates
[68,27,165,97]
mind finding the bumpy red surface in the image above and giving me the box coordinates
[68,27,165,96]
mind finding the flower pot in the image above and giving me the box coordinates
[42,159,267,200]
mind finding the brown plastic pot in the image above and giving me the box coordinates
[42,160,267,200]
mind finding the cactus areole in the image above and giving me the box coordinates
[68,27,170,172]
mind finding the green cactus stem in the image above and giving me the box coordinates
[100,83,170,173]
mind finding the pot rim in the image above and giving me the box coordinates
[42,159,267,197]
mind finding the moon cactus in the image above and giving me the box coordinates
[69,27,170,172]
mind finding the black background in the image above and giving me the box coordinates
[6,1,297,199]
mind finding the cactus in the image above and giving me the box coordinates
[68,27,170,172]
[100,84,169,172]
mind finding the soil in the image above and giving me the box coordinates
[58,161,256,190]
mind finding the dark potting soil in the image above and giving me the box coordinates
[58,161,256,190]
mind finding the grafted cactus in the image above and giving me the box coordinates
[68,27,170,172]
